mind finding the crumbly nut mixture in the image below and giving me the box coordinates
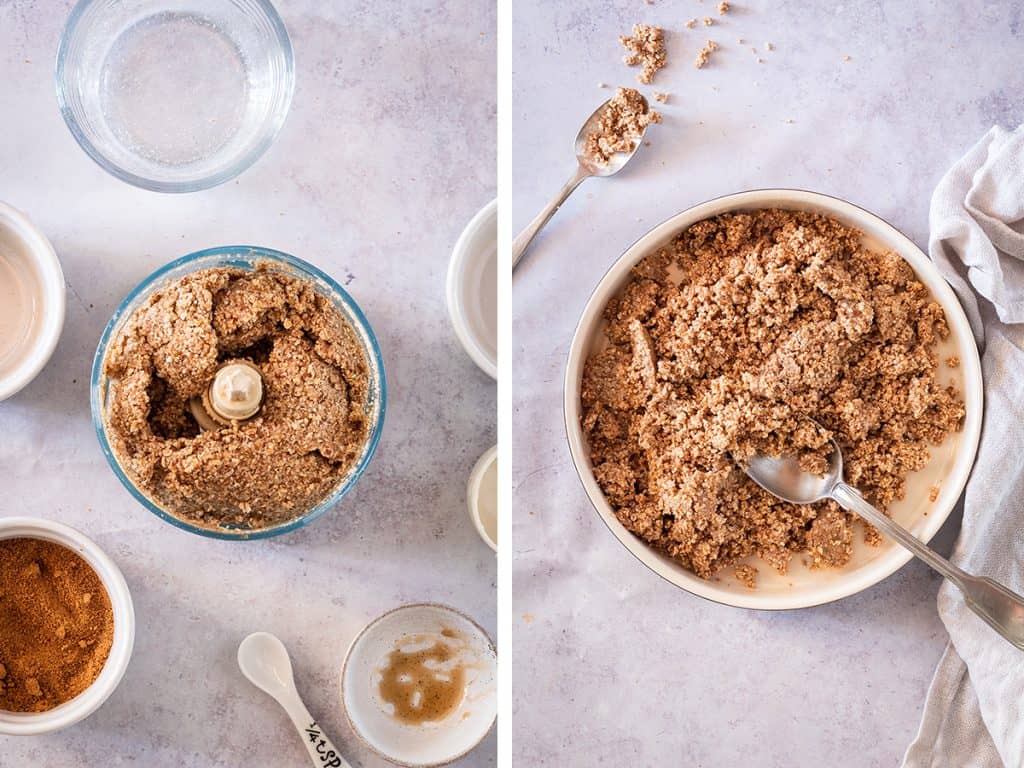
[581,210,965,580]
[733,564,758,589]
[695,39,719,68]
[582,87,662,166]
[620,24,667,84]
[104,266,370,529]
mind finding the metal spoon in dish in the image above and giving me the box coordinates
[238,632,352,768]
[511,95,652,270]
[741,431,1024,651]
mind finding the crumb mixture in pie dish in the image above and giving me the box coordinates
[100,264,373,531]
[580,210,965,583]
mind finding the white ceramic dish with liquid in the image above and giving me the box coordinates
[468,445,498,552]
[447,199,497,379]
[0,517,135,735]
[341,603,497,767]
[564,189,984,610]
[0,203,65,402]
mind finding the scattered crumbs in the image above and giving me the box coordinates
[843,54,852,61]
[734,564,758,589]
[946,356,960,368]
[522,614,535,623]
[765,41,774,51]
[652,90,669,103]
[620,24,667,84]
[718,0,730,14]
[695,39,719,69]
[928,486,940,503]
[703,17,714,26]
[685,18,697,29]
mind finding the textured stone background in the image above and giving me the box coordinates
[511,2,1024,766]
[0,1,495,765]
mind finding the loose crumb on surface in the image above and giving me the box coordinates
[653,91,669,103]
[946,356,960,368]
[582,87,661,166]
[597,81,608,88]
[718,1,730,14]
[843,54,852,61]
[765,41,774,51]
[703,17,714,26]
[734,564,758,589]
[929,486,940,503]
[695,39,719,68]
[620,24,667,83]
[581,209,965,581]
[685,18,697,29]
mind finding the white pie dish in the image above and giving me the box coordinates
[564,189,984,610]
[447,199,497,379]
[0,516,135,735]
[340,603,497,767]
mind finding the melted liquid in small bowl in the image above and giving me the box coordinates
[377,630,467,725]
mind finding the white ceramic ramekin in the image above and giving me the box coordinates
[0,203,65,402]
[564,189,984,610]
[0,517,135,735]
[447,199,498,379]
[467,445,498,553]
[341,603,497,768]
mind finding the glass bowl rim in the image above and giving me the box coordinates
[54,0,296,193]
[90,245,387,540]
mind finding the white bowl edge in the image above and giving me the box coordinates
[446,199,498,380]
[468,445,498,553]
[563,189,984,611]
[0,203,66,402]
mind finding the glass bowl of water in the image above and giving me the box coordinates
[56,0,294,193]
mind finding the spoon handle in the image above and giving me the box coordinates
[279,692,353,768]
[512,165,591,269]
[832,482,1024,651]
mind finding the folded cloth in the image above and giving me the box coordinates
[903,126,1024,768]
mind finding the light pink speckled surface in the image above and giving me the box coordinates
[0,1,495,766]
[511,2,1023,766]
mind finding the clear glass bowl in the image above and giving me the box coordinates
[91,247,387,539]
[56,0,294,193]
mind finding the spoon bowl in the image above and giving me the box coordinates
[743,432,843,505]
[237,631,295,699]
[573,94,650,177]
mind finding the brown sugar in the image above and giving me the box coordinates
[620,24,667,84]
[582,87,662,166]
[580,210,965,581]
[0,539,114,712]
[103,266,371,530]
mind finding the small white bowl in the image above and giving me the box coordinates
[0,517,135,735]
[0,203,65,402]
[447,199,497,379]
[468,446,498,552]
[341,603,497,767]
[565,189,984,610]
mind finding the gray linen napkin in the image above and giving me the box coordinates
[903,126,1024,768]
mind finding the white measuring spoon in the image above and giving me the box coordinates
[238,632,353,768]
